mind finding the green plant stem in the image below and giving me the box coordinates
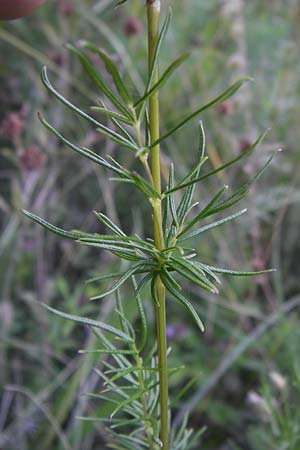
[133,345,155,450]
[147,1,169,449]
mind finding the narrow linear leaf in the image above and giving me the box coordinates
[22,210,80,240]
[67,44,132,118]
[169,164,178,226]
[169,256,218,294]
[179,185,228,237]
[179,208,247,241]
[150,77,251,148]
[177,121,207,223]
[41,303,132,341]
[115,291,134,338]
[114,0,128,7]
[86,271,126,284]
[161,269,204,332]
[91,264,141,300]
[38,113,132,177]
[132,276,148,352]
[79,349,136,355]
[82,41,133,106]
[138,9,172,120]
[165,129,269,195]
[217,151,277,207]
[41,67,138,151]
[94,212,127,237]
[205,264,275,277]
[135,53,190,108]
[91,106,133,125]
[147,8,171,92]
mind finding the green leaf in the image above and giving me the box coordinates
[41,303,133,341]
[179,185,228,237]
[135,53,190,108]
[132,276,148,352]
[79,234,156,256]
[216,152,277,209]
[130,172,161,199]
[177,121,207,224]
[22,210,80,240]
[194,262,221,285]
[41,67,138,151]
[165,129,269,194]
[81,41,133,106]
[138,9,172,120]
[147,9,171,91]
[114,0,128,7]
[91,106,134,125]
[105,366,139,385]
[79,239,152,261]
[90,263,148,300]
[169,256,218,294]
[203,263,275,277]
[169,164,178,226]
[94,212,126,237]
[115,290,135,338]
[161,269,204,332]
[86,271,126,284]
[38,113,133,176]
[149,77,251,148]
[79,349,136,355]
[66,44,132,119]
[179,208,247,241]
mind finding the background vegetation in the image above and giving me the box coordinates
[1,0,300,449]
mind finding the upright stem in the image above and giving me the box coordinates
[147,1,169,449]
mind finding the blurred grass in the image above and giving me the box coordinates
[1,0,300,449]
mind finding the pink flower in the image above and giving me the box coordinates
[19,145,46,172]
[0,112,24,143]
[124,17,143,37]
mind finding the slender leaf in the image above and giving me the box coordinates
[161,269,204,332]
[41,67,138,151]
[94,212,126,237]
[179,208,247,241]
[90,264,145,300]
[134,53,190,108]
[149,77,251,148]
[41,303,132,341]
[165,129,269,194]
[203,263,275,277]
[22,210,81,240]
[138,9,172,120]
[169,164,178,226]
[67,44,132,118]
[177,121,207,223]
[38,113,132,177]
[91,106,134,125]
[179,185,228,237]
[82,41,133,105]
[132,276,148,352]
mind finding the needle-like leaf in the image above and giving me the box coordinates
[161,268,204,332]
[82,41,133,106]
[41,67,138,151]
[149,77,251,148]
[165,129,269,194]
[67,44,133,119]
[135,53,190,109]
[41,303,133,341]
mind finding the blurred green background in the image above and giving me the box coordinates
[1,0,300,449]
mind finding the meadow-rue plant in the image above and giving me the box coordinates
[15,0,277,448]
